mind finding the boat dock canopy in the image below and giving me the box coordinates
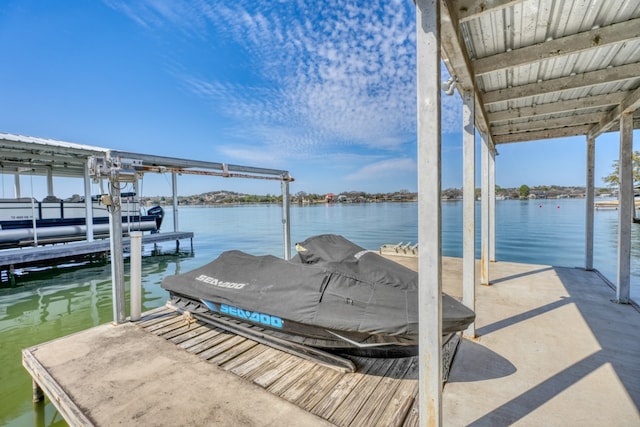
[439,0,640,145]
[0,133,292,181]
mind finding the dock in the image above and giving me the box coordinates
[22,256,640,426]
[1,231,193,273]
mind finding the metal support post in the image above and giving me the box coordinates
[462,90,476,338]
[171,172,178,231]
[108,178,126,323]
[585,136,595,270]
[416,0,442,425]
[14,173,21,198]
[281,177,291,260]
[84,160,94,242]
[617,113,632,303]
[481,134,491,285]
[46,166,54,198]
[171,172,180,250]
[130,231,142,321]
[489,149,496,262]
[172,172,179,232]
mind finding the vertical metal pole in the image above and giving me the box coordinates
[172,172,179,232]
[46,166,54,198]
[489,150,496,262]
[481,134,491,285]
[281,177,291,260]
[108,177,126,323]
[84,160,94,242]
[14,173,21,198]
[130,231,142,321]
[585,136,595,271]
[30,174,38,247]
[617,113,632,304]
[462,90,476,338]
[416,0,442,425]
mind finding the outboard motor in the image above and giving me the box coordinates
[147,206,164,232]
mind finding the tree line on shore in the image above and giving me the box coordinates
[141,185,613,206]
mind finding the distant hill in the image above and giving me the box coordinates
[141,186,608,205]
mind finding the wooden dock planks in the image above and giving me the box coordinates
[137,308,420,426]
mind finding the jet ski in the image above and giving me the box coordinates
[162,234,475,357]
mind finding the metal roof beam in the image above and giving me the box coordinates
[107,150,290,178]
[494,124,593,144]
[491,112,604,135]
[454,0,522,23]
[488,92,626,122]
[474,18,640,76]
[1,150,87,165]
[589,84,640,139]
[0,161,86,177]
[483,62,640,105]
[440,0,493,146]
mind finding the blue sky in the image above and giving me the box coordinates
[0,0,636,198]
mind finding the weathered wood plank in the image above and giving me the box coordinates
[207,339,259,366]
[220,345,268,372]
[266,359,317,396]
[401,397,419,427]
[310,357,378,419]
[136,309,177,327]
[251,355,306,389]
[178,328,227,350]
[294,369,344,411]
[136,306,174,324]
[328,358,396,425]
[227,347,286,381]
[350,357,415,427]
[373,358,419,427]
[185,330,235,355]
[244,349,295,383]
[279,364,337,403]
[157,321,204,339]
[199,335,248,360]
[167,325,210,344]
[150,319,201,337]
[143,315,188,333]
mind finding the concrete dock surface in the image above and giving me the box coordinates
[445,260,639,426]
[23,257,640,426]
[23,321,333,426]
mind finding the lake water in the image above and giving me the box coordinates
[1,199,638,426]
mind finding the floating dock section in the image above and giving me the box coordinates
[1,231,193,275]
[22,256,640,426]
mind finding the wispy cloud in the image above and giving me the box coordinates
[105,0,462,168]
[345,157,416,182]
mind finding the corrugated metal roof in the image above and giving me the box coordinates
[442,0,640,145]
[0,133,108,177]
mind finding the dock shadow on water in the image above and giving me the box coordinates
[0,246,190,427]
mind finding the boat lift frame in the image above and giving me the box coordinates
[88,150,294,324]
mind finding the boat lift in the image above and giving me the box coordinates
[87,149,294,324]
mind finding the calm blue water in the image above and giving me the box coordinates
[0,200,637,426]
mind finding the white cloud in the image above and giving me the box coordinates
[106,0,463,164]
[345,157,416,182]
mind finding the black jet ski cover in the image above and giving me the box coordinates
[162,250,417,337]
[162,234,475,340]
[293,234,475,334]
